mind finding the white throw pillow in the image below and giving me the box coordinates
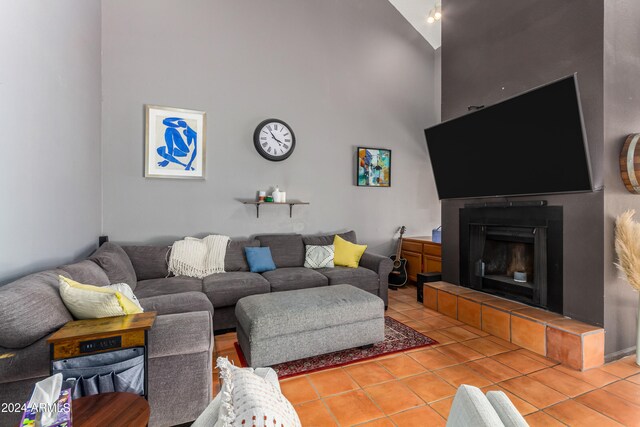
[107,283,144,311]
[58,276,143,320]
[216,357,301,427]
[304,244,335,269]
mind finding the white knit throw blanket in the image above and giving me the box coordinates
[169,235,230,278]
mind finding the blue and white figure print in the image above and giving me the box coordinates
[157,117,197,171]
[145,105,206,179]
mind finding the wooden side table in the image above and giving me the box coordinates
[72,392,149,427]
[47,312,156,398]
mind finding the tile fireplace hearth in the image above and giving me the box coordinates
[422,281,604,371]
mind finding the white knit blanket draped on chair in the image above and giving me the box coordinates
[168,235,230,278]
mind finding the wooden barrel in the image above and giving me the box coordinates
[620,133,640,194]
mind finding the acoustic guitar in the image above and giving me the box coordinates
[389,226,408,288]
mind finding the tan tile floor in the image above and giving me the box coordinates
[213,285,640,426]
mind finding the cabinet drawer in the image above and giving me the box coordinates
[402,241,423,253]
[424,243,442,257]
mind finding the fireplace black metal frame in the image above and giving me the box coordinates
[459,205,563,314]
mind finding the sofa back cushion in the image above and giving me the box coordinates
[122,245,171,280]
[58,260,110,286]
[255,234,305,268]
[89,242,137,290]
[225,240,260,272]
[302,230,357,246]
[0,270,72,349]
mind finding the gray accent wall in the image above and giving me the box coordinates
[101,0,441,253]
[0,0,102,284]
[440,1,606,329]
[603,0,640,357]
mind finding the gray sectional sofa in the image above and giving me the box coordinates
[0,230,391,426]
[123,231,391,331]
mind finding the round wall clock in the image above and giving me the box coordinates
[253,119,296,161]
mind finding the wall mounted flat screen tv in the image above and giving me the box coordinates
[424,75,593,200]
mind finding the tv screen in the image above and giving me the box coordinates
[424,75,593,200]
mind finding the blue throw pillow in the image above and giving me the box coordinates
[244,247,277,273]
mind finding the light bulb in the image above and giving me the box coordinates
[427,9,436,24]
[434,5,442,20]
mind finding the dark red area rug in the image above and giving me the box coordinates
[233,316,438,379]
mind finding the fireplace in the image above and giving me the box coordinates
[460,205,563,314]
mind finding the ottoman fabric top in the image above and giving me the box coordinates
[235,284,384,340]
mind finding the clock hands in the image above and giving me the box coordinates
[269,130,284,145]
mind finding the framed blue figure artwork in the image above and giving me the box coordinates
[144,105,206,179]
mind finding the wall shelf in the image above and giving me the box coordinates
[240,200,309,218]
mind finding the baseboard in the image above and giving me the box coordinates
[605,345,636,363]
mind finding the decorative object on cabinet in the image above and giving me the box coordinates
[144,105,206,179]
[240,200,309,218]
[400,236,442,283]
[357,147,391,187]
[432,226,442,243]
[253,119,296,161]
[620,134,640,194]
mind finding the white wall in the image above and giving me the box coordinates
[101,0,441,254]
[0,0,102,283]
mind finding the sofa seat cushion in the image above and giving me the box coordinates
[317,266,379,291]
[134,276,203,299]
[255,234,305,268]
[0,270,72,349]
[89,242,137,290]
[202,272,270,308]
[58,260,110,287]
[139,292,213,316]
[261,267,328,292]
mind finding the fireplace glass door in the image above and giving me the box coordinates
[468,224,547,307]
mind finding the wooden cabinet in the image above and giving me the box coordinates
[401,236,442,282]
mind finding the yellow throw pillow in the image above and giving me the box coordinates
[58,276,143,320]
[333,235,367,268]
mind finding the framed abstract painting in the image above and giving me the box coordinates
[144,105,206,179]
[357,147,391,187]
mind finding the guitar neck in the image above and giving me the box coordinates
[395,235,404,259]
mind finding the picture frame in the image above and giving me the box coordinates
[144,105,207,179]
[357,147,391,187]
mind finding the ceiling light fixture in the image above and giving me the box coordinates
[427,2,442,24]
[427,9,435,24]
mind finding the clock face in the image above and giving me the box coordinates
[253,119,296,161]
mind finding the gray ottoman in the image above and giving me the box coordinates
[235,284,385,367]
